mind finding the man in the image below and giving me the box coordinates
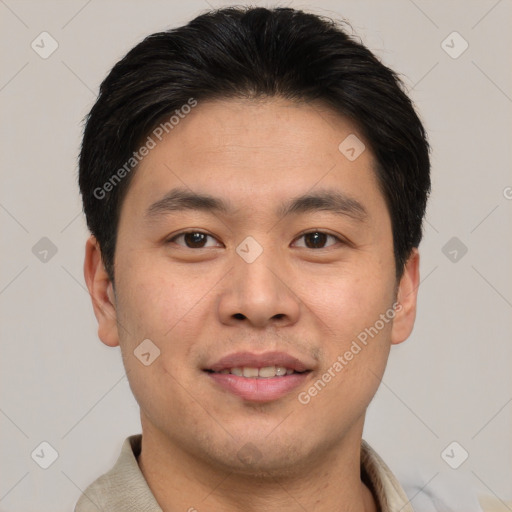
[77,6,430,511]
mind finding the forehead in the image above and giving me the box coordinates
[147,98,364,169]
[122,97,383,217]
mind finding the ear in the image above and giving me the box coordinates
[391,248,420,345]
[83,235,119,347]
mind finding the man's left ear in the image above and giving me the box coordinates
[391,248,420,345]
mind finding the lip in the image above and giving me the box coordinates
[203,351,314,403]
[206,372,310,402]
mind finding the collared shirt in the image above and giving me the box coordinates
[74,434,414,512]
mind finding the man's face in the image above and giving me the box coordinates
[89,98,418,475]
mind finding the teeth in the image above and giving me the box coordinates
[215,366,297,378]
[259,366,277,378]
[243,367,259,378]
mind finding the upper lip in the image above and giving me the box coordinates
[206,351,313,373]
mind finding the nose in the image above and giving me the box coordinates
[217,247,301,329]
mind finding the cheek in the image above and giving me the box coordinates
[113,256,212,379]
[300,266,394,342]
[115,250,192,339]
[113,267,199,424]
[297,260,395,407]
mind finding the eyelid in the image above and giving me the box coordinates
[165,229,348,249]
[166,230,223,247]
[292,230,347,248]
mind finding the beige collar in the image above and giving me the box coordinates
[75,434,414,512]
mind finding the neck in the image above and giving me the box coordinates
[137,417,378,512]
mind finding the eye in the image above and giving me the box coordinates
[168,231,221,249]
[293,231,342,249]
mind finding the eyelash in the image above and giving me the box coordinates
[167,230,345,249]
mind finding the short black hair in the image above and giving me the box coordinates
[79,6,430,281]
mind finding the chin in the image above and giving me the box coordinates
[200,436,315,479]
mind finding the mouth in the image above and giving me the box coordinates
[203,351,313,402]
[204,366,306,378]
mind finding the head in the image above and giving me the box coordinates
[81,7,429,476]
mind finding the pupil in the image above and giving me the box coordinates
[305,232,326,248]
[185,232,206,248]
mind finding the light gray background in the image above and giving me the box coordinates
[1,1,511,510]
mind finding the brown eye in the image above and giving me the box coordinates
[184,232,207,248]
[305,232,327,248]
[169,231,220,248]
[294,231,341,249]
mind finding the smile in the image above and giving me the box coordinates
[207,366,302,378]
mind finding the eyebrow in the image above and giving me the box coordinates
[146,187,231,218]
[145,186,367,222]
[277,188,367,221]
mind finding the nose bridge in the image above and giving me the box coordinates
[235,238,282,308]
[218,236,300,328]
[237,247,278,298]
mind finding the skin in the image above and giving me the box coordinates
[84,97,420,512]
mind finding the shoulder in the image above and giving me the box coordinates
[74,435,161,512]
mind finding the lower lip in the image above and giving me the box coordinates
[205,372,310,402]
